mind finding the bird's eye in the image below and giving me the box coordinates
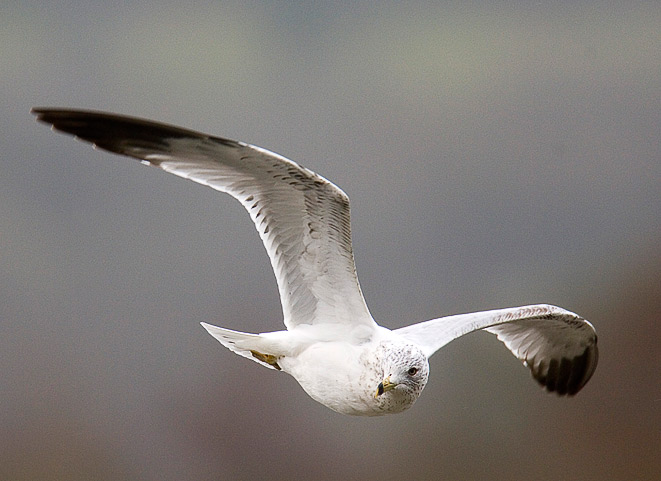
[407,367,418,376]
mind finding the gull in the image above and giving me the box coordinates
[32,108,598,416]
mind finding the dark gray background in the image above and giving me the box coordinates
[2,1,659,480]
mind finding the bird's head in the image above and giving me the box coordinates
[373,341,429,413]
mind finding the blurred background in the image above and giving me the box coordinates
[1,1,659,480]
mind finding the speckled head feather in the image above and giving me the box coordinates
[372,341,430,414]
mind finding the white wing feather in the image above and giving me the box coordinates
[395,304,598,395]
[32,108,375,330]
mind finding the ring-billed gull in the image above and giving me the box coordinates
[32,108,598,416]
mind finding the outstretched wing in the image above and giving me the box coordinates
[395,304,598,395]
[33,108,375,330]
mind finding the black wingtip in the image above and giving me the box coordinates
[31,107,64,125]
[31,107,97,123]
[31,108,205,156]
[533,341,599,396]
[31,107,242,156]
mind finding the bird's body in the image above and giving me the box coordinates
[204,321,427,415]
[33,108,598,416]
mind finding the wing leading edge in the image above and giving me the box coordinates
[395,304,598,395]
[32,108,375,330]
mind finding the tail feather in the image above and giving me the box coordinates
[200,322,281,370]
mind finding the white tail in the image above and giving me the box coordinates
[200,323,282,370]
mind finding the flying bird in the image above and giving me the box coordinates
[33,108,598,416]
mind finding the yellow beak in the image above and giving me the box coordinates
[375,375,397,398]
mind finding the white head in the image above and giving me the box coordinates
[373,341,430,414]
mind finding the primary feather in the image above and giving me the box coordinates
[32,108,374,330]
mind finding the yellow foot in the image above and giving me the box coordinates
[250,350,282,370]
